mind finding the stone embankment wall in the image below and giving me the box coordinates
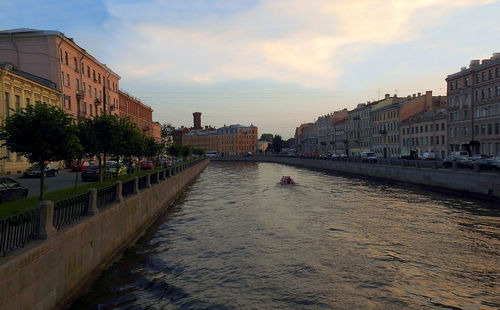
[212,156,500,200]
[0,159,209,310]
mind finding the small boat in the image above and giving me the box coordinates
[280,176,296,185]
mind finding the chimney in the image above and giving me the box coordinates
[417,92,421,97]
[460,66,467,71]
[385,94,390,99]
[192,112,202,130]
[470,60,480,67]
[425,91,432,110]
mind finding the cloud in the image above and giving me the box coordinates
[104,0,496,89]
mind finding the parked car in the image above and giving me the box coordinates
[23,163,59,178]
[70,161,90,172]
[469,154,489,161]
[361,152,377,162]
[443,155,472,168]
[422,152,437,160]
[0,177,28,203]
[106,161,127,177]
[475,158,500,171]
[81,165,112,182]
[140,160,154,170]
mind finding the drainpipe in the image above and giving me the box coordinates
[56,36,65,92]
[0,68,5,174]
[8,33,20,68]
[78,50,87,120]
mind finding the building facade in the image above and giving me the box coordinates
[315,114,331,154]
[332,116,348,155]
[295,123,317,155]
[0,28,120,119]
[446,53,500,156]
[183,124,258,155]
[347,103,373,156]
[118,90,157,138]
[400,109,448,159]
[0,63,61,174]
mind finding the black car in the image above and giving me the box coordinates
[0,177,28,203]
[443,155,472,168]
[23,164,59,177]
[81,165,112,182]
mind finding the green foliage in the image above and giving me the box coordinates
[161,123,175,138]
[193,147,205,155]
[0,103,79,199]
[181,144,193,158]
[167,142,183,158]
[260,133,274,142]
[272,135,283,153]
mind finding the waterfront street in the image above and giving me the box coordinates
[11,169,87,198]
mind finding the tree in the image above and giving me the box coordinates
[260,133,274,142]
[193,147,205,156]
[181,145,193,159]
[0,103,79,199]
[272,135,283,153]
[116,117,145,174]
[161,123,175,139]
[167,142,183,158]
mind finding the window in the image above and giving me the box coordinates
[67,96,71,109]
[89,104,93,115]
[66,73,70,87]
[81,63,84,73]
[425,125,428,132]
[430,136,433,145]
[455,81,459,89]
[76,78,80,91]
[464,110,468,120]
[482,72,486,81]
[488,88,492,98]
[15,95,20,111]
[98,73,101,84]
[87,66,90,78]
[475,90,479,100]
[436,136,439,145]
[488,123,492,135]
[65,51,68,65]
[74,57,78,71]
[441,136,445,144]
[94,87,97,98]
[489,70,493,79]
[88,85,92,97]
[93,70,96,81]
[4,92,10,117]
[59,49,63,62]
[441,123,445,131]
[496,86,499,97]
[481,125,486,135]
[481,89,485,100]
[435,123,439,131]
[475,125,479,135]
[475,74,480,83]
[465,77,469,86]
[26,98,30,106]
[495,123,499,135]
[464,126,468,137]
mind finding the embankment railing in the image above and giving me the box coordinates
[0,158,205,257]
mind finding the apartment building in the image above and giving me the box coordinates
[0,63,61,174]
[347,103,373,156]
[400,109,448,159]
[315,114,331,154]
[332,116,348,155]
[446,53,500,156]
[0,28,120,119]
[183,124,258,155]
[118,90,156,138]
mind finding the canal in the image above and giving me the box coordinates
[70,162,499,310]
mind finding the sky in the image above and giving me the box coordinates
[1,0,499,139]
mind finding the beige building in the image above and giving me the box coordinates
[0,63,62,174]
[400,109,448,159]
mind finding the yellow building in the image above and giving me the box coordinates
[0,63,62,175]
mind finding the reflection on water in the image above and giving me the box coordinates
[70,162,500,310]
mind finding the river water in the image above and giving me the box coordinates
[70,162,499,310]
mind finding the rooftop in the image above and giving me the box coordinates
[0,63,57,89]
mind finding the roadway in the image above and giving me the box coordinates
[10,169,87,198]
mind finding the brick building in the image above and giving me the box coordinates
[0,28,120,119]
[118,90,158,138]
[446,53,500,156]
[183,124,258,155]
[0,63,61,174]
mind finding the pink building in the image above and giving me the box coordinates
[0,28,120,118]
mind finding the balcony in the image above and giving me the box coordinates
[94,98,102,106]
[76,91,85,100]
